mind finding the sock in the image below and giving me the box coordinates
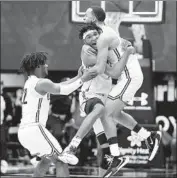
[96,132,110,155]
[70,136,82,148]
[97,132,109,146]
[108,137,120,156]
[137,128,151,140]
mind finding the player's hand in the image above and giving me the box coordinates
[121,39,132,51]
[127,46,136,54]
[77,65,84,77]
[81,69,97,82]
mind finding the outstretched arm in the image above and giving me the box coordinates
[35,69,97,96]
[35,78,83,96]
[60,66,84,85]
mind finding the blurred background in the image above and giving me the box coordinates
[0,1,176,177]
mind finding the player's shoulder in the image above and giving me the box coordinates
[82,44,97,56]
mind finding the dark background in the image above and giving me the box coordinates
[1,1,176,72]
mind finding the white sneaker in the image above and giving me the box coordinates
[58,152,79,165]
[30,157,40,167]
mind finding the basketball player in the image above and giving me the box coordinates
[61,24,134,177]
[17,52,96,177]
[63,8,161,177]
[82,7,161,176]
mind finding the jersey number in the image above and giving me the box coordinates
[22,88,27,104]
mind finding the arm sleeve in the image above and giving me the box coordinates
[59,78,83,95]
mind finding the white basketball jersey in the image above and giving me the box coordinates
[81,64,112,97]
[101,25,143,79]
[117,39,143,79]
[81,44,112,97]
[20,76,50,127]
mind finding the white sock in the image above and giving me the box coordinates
[137,128,151,140]
[110,144,120,156]
[70,136,82,148]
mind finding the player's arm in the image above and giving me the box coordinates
[106,46,135,79]
[35,78,83,96]
[120,38,132,52]
[35,70,97,95]
[81,44,97,66]
[88,36,109,75]
[59,66,85,85]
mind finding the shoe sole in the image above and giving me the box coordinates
[58,153,79,165]
[148,131,162,161]
[105,156,130,178]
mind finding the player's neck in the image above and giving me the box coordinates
[29,72,39,78]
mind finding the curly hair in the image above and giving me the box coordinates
[20,52,48,75]
[79,22,103,40]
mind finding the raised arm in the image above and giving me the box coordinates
[106,46,135,79]
[88,36,109,75]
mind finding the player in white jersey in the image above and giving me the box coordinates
[18,52,96,177]
[81,7,162,177]
[62,23,133,176]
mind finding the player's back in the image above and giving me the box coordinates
[20,75,50,127]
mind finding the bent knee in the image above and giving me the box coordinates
[93,104,105,116]
[85,97,104,115]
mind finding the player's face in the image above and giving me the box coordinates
[43,63,48,77]
[39,62,48,77]
[84,30,99,48]
[84,8,95,23]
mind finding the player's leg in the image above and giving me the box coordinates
[55,161,70,177]
[113,109,161,161]
[18,124,71,176]
[18,126,53,176]
[93,119,111,176]
[111,78,161,161]
[62,98,105,164]
[33,157,51,177]
[100,98,130,177]
[50,157,70,177]
[66,103,104,149]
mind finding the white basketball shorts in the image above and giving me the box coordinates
[108,66,144,105]
[18,123,62,157]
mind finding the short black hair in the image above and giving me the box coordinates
[79,22,102,39]
[91,6,106,22]
[20,52,48,75]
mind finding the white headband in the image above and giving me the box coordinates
[83,30,95,40]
